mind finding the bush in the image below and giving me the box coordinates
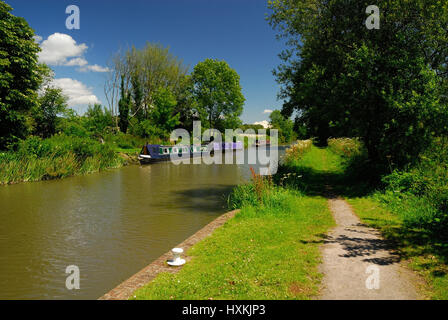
[327,138,364,160]
[59,119,90,138]
[379,137,448,233]
[284,139,312,165]
[129,118,167,140]
[104,132,146,150]
[228,167,274,209]
[85,104,115,135]
[327,137,372,181]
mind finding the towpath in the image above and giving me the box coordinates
[318,197,421,299]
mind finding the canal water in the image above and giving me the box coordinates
[0,147,286,299]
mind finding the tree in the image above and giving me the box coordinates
[85,104,115,135]
[0,1,42,148]
[219,113,243,131]
[241,124,264,131]
[130,73,144,120]
[174,75,200,130]
[105,43,188,120]
[191,59,245,130]
[118,76,131,133]
[33,87,68,138]
[268,0,448,170]
[269,110,294,143]
[151,87,180,134]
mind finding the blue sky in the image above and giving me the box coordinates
[7,0,286,125]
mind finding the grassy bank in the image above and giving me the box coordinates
[132,142,336,300]
[133,191,333,300]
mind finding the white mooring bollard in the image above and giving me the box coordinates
[167,248,186,266]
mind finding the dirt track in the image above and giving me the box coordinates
[319,199,421,300]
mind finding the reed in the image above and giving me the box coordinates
[0,135,124,185]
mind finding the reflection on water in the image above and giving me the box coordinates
[0,147,286,299]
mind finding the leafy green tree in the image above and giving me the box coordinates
[33,87,68,138]
[107,43,188,119]
[85,104,115,135]
[268,0,448,169]
[118,76,131,133]
[130,73,144,120]
[293,117,308,140]
[58,109,89,138]
[269,110,294,143]
[0,1,42,148]
[151,87,180,134]
[191,59,245,130]
[241,124,264,131]
[174,75,200,130]
[219,113,243,131]
[129,118,165,139]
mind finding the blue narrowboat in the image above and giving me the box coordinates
[138,142,244,164]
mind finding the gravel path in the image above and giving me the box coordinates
[319,198,421,300]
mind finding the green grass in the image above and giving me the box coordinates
[348,197,448,300]
[132,189,334,300]
[295,145,343,173]
[275,145,351,196]
[113,147,141,155]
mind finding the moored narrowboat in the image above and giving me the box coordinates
[138,142,243,164]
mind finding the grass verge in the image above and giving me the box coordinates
[132,189,334,300]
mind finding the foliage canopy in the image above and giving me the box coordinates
[268,0,448,170]
[191,59,245,131]
[0,1,42,148]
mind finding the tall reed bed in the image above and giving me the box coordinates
[0,134,124,185]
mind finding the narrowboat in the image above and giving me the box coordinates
[138,142,244,164]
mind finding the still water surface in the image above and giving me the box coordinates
[0,148,285,299]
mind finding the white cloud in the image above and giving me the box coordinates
[38,33,109,72]
[38,33,88,66]
[66,57,88,67]
[78,64,110,73]
[51,78,100,107]
[254,121,272,129]
[263,109,273,114]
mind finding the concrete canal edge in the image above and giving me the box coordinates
[99,209,240,300]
